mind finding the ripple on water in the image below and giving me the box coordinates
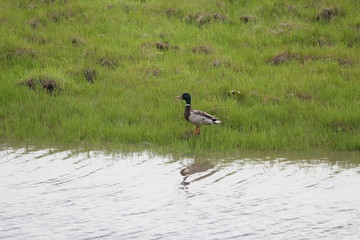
[0,148,360,240]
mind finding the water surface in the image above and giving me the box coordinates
[1,147,360,240]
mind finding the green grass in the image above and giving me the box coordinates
[1,0,360,151]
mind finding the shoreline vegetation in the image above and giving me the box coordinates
[1,0,359,152]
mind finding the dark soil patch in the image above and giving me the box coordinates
[18,78,37,90]
[337,58,352,66]
[18,3,38,9]
[211,59,232,68]
[41,79,58,93]
[71,36,86,45]
[240,15,255,23]
[286,90,312,102]
[183,13,227,26]
[16,48,36,58]
[183,14,212,25]
[268,52,298,64]
[317,8,338,22]
[192,45,213,55]
[107,4,116,10]
[84,69,96,83]
[0,17,7,24]
[142,42,178,51]
[158,33,167,39]
[212,59,222,67]
[280,22,295,30]
[332,120,356,133]
[355,24,360,31]
[6,48,37,60]
[212,13,227,22]
[44,0,67,4]
[165,8,182,18]
[97,57,119,68]
[154,42,170,51]
[48,9,74,22]
[268,52,353,66]
[122,5,131,13]
[263,96,281,104]
[146,68,161,76]
[27,36,48,44]
[18,77,60,94]
[272,22,297,36]
[49,12,63,22]
[29,19,40,28]
[315,36,332,47]
[294,92,312,102]
[14,48,36,57]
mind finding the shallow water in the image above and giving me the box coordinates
[1,147,360,240]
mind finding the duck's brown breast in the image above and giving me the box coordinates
[184,105,191,121]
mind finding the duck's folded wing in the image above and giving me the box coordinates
[192,110,221,124]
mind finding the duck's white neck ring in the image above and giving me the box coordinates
[185,104,191,106]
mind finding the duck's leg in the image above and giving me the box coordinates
[194,126,201,135]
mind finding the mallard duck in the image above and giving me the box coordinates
[176,93,221,135]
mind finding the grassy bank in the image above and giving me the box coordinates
[0,0,359,151]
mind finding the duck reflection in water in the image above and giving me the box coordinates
[180,161,218,186]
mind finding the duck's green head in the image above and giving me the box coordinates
[176,93,191,104]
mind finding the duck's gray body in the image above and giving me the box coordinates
[184,104,221,126]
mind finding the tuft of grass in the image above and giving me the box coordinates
[0,0,359,152]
